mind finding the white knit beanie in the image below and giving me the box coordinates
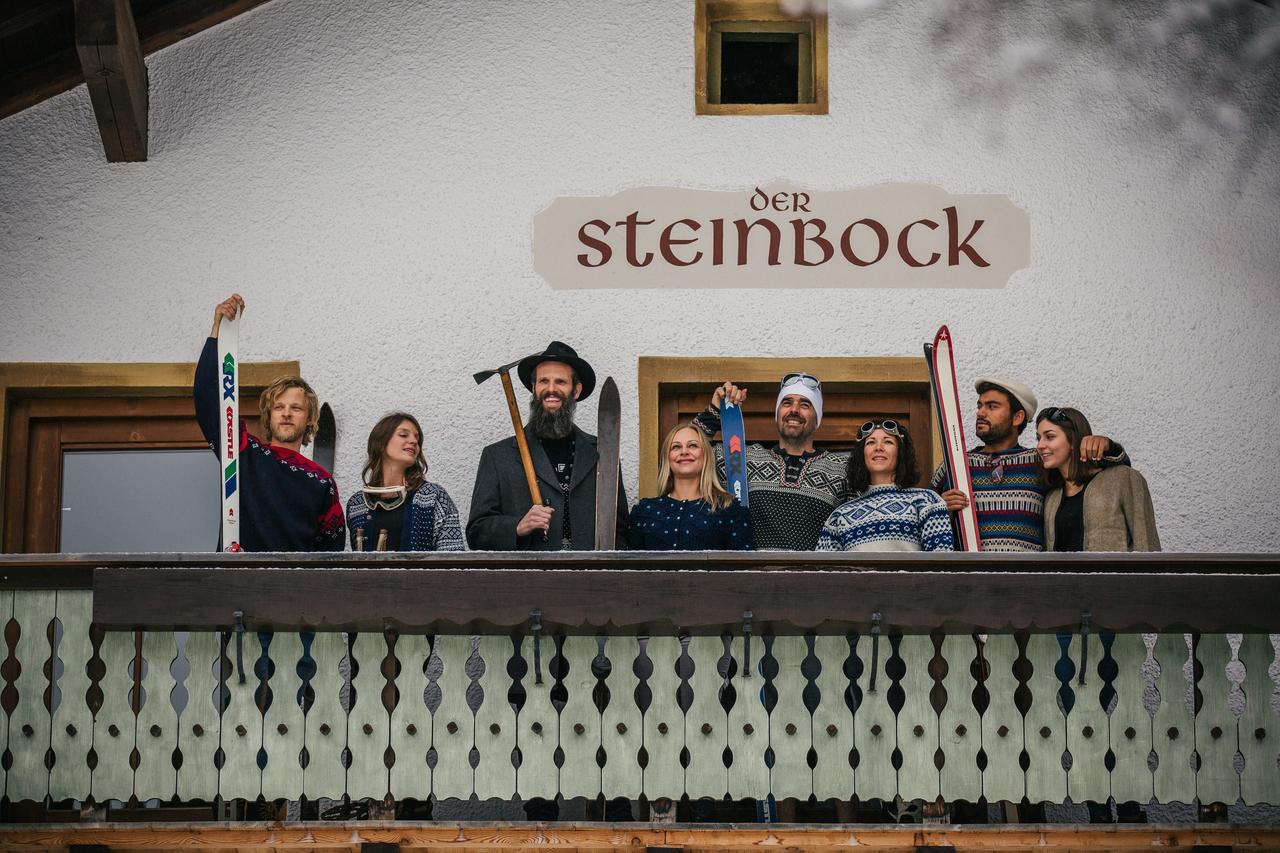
[776,380,823,425]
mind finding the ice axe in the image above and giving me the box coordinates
[474,357,546,535]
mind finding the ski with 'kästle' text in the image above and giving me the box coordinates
[925,325,982,551]
[217,313,243,552]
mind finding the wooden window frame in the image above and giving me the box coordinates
[696,0,829,116]
[0,360,298,553]
[637,355,942,499]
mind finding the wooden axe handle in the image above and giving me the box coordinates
[499,371,543,506]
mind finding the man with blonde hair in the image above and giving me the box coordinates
[195,294,344,551]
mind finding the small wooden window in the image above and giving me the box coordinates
[696,0,828,116]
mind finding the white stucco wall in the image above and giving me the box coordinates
[2,0,1278,552]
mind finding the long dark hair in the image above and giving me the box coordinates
[1036,406,1094,490]
[362,412,428,491]
[846,424,920,494]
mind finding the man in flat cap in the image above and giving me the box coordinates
[467,341,628,551]
[930,377,1127,552]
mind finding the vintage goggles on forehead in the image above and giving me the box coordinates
[860,419,905,439]
[363,485,407,511]
[780,372,822,391]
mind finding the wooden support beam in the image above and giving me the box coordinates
[74,0,147,161]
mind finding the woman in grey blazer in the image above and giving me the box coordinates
[1035,407,1160,552]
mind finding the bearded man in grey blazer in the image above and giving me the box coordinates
[466,341,627,551]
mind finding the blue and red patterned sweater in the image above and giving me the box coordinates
[194,337,345,552]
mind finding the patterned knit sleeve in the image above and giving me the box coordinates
[429,485,467,552]
[814,509,846,552]
[315,479,346,552]
[691,404,721,436]
[928,461,948,493]
[918,491,955,552]
[345,493,368,551]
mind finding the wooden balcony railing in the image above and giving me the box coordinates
[0,552,1276,812]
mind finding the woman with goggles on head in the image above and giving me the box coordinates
[627,422,753,550]
[816,420,953,552]
[1035,407,1160,552]
[346,412,466,551]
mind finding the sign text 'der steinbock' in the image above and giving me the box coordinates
[534,184,1030,289]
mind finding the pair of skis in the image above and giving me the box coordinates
[925,325,982,552]
[216,313,335,553]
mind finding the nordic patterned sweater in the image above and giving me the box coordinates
[816,485,954,552]
[928,442,1129,552]
[693,406,849,551]
[346,483,466,552]
[194,337,345,552]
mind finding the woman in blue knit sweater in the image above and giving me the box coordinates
[346,412,465,551]
[817,420,953,552]
[627,422,752,550]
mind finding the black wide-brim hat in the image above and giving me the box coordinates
[517,341,596,401]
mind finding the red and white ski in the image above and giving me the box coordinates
[925,325,982,551]
[217,313,243,552]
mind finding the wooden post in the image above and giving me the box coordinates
[74,0,148,161]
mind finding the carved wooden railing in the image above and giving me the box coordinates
[0,552,1276,810]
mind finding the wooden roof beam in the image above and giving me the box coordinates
[74,0,147,161]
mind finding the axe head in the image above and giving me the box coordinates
[473,356,526,385]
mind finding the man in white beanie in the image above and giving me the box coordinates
[929,377,1127,552]
[692,373,849,550]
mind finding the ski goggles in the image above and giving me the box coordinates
[859,419,905,439]
[363,485,407,511]
[780,372,822,391]
[1039,407,1073,426]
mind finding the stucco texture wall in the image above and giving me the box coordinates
[1,0,1278,552]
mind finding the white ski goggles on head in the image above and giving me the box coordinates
[780,372,822,391]
[363,485,407,511]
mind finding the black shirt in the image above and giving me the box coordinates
[540,434,575,543]
[1054,487,1087,552]
[365,497,409,551]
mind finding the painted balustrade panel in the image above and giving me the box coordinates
[979,634,1024,803]
[936,634,980,803]
[472,635,516,800]
[810,634,855,801]
[1237,634,1278,805]
[6,591,55,803]
[300,631,348,800]
[260,631,306,801]
[1064,633,1110,804]
[1108,632,1154,805]
[559,635,603,799]
[725,634,769,800]
[2,596,1279,807]
[389,633,433,800]
[515,634,558,800]
[133,630,179,802]
[1151,632,1195,804]
[175,631,223,802]
[853,630,897,801]
[430,634,475,800]
[768,635,812,802]
[600,635,642,800]
[897,634,941,802]
[1024,633,1067,804]
[90,628,138,803]
[1194,633,1239,805]
[346,631,392,800]
[642,636,684,799]
[683,635,727,799]
[49,589,94,803]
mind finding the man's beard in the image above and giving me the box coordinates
[976,419,1012,444]
[777,416,816,445]
[528,392,576,439]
